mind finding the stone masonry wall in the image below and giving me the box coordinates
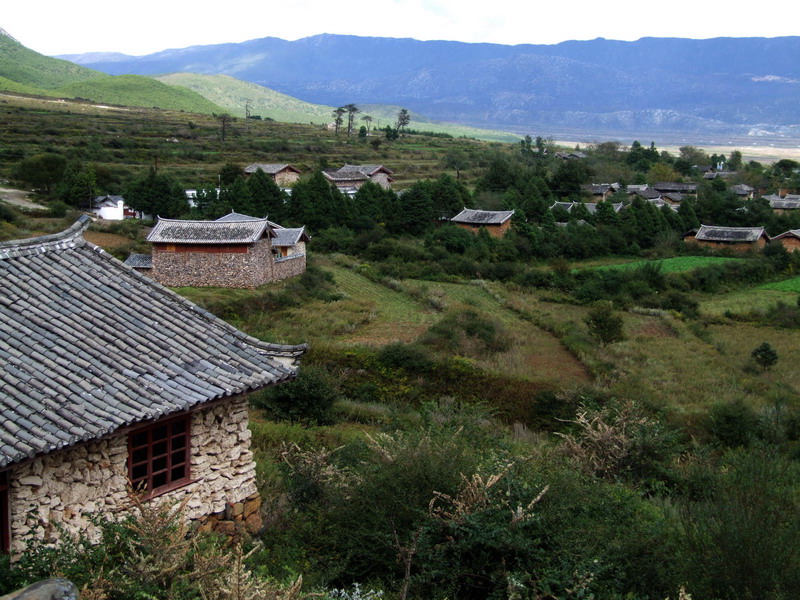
[152,239,273,288]
[273,253,306,281]
[8,397,259,554]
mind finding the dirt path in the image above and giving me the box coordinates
[0,186,47,211]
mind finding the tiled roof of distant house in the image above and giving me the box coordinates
[451,208,514,225]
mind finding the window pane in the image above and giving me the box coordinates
[152,441,167,457]
[152,472,167,489]
[152,425,168,441]
[152,457,167,473]
[171,466,186,481]
[132,463,148,481]
[171,420,186,435]
[172,435,186,450]
[171,450,186,466]
[132,448,148,464]
[132,432,149,447]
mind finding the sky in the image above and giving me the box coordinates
[3,0,797,56]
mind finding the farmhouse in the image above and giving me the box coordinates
[684,224,770,251]
[139,214,308,288]
[323,164,395,192]
[772,229,800,252]
[451,208,514,237]
[243,163,302,187]
[0,216,308,555]
[91,195,137,220]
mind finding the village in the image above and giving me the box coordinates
[2,102,800,599]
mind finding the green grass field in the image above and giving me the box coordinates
[580,256,743,273]
[761,276,800,293]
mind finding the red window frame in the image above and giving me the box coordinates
[128,414,191,498]
[0,470,9,554]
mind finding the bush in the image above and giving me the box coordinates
[421,309,510,356]
[377,342,434,373]
[251,366,339,426]
[708,399,759,447]
[584,301,625,346]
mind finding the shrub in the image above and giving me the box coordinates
[708,399,759,447]
[377,342,434,373]
[421,309,510,356]
[251,366,339,426]
[751,341,778,371]
[584,301,625,346]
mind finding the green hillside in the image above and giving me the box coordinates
[0,32,103,89]
[0,75,48,96]
[156,72,519,142]
[57,74,225,114]
[156,73,333,122]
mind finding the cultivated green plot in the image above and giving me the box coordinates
[580,256,743,273]
[761,276,800,293]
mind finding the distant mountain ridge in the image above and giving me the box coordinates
[60,34,800,137]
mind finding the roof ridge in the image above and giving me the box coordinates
[0,215,93,260]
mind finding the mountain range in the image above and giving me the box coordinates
[60,34,800,139]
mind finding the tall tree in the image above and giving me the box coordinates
[14,153,67,194]
[361,114,373,131]
[332,107,345,135]
[57,161,95,209]
[247,168,289,223]
[344,104,360,137]
[213,113,234,143]
[396,108,411,132]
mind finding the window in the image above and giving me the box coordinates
[0,470,9,554]
[128,415,191,497]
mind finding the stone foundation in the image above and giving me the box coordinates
[8,397,258,554]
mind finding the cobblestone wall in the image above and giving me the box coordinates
[151,240,273,288]
[274,253,306,281]
[8,397,259,554]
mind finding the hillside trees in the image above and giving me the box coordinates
[246,168,289,222]
[396,108,410,132]
[124,168,189,219]
[13,153,66,194]
[57,161,96,209]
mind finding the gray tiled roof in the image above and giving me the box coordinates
[215,212,265,222]
[653,182,698,193]
[773,229,800,240]
[272,227,309,247]
[147,217,271,244]
[244,163,300,175]
[123,253,152,269]
[92,195,125,208]
[692,224,768,243]
[0,216,307,468]
[451,208,514,225]
[323,164,394,182]
[768,197,800,210]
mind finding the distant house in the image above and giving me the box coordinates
[652,182,698,195]
[731,184,755,200]
[555,151,587,160]
[137,213,308,288]
[322,164,395,193]
[91,195,137,220]
[772,229,800,252]
[0,216,307,555]
[764,193,800,213]
[450,208,514,237]
[684,224,769,251]
[581,184,617,201]
[243,163,302,187]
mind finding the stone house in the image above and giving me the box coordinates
[243,164,302,187]
[581,184,617,202]
[322,164,395,193]
[132,213,309,288]
[652,182,698,195]
[684,224,770,251]
[0,216,308,555]
[772,229,800,252]
[450,208,514,238]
